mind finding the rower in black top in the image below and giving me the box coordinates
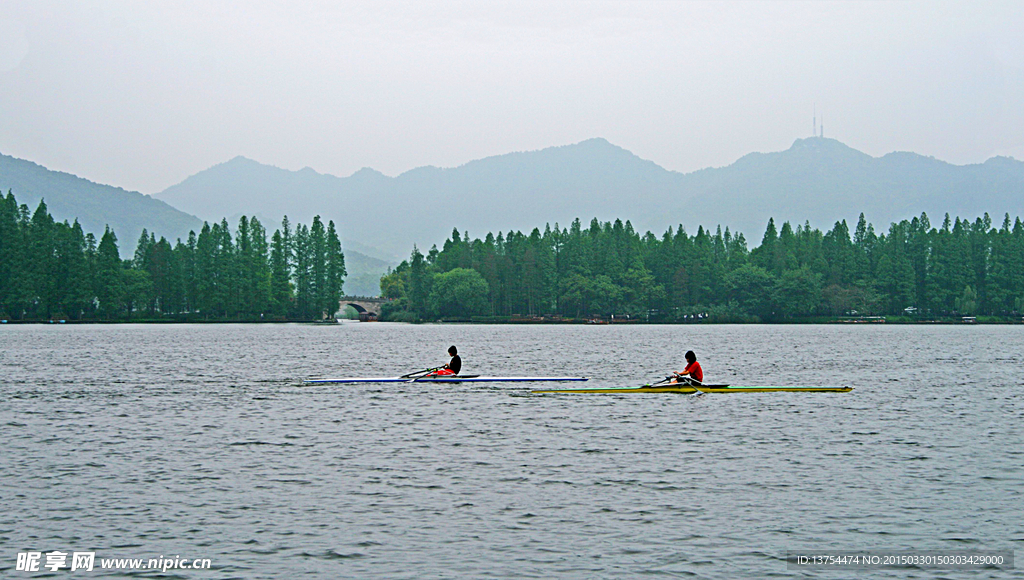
[434,345,461,376]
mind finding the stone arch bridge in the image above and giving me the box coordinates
[340,296,390,320]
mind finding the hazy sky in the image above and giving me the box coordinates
[1,1,1022,194]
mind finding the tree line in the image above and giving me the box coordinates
[0,192,346,321]
[379,212,1024,321]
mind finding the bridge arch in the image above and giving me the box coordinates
[340,296,390,321]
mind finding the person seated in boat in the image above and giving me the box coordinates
[432,345,462,376]
[673,350,703,385]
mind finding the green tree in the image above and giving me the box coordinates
[379,268,405,300]
[122,267,154,318]
[324,220,346,316]
[724,264,775,317]
[27,200,58,318]
[772,267,822,318]
[874,223,917,314]
[95,227,124,319]
[269,228,293,316]
[0,192,29,318]
[292,223,313,318]
[428,268,490,318]
[407,246,430,316]
[558,273,593,318]
[955,285,978,315]
[178,232,198,313]
[57,220,94,319]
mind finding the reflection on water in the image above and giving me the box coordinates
[1,323,1022,578]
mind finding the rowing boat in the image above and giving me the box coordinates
[531,385,852,394]
[305,375,589,384]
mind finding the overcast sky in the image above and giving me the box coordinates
[1,0,1022,194]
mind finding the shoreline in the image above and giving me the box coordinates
[2,318,1021,325]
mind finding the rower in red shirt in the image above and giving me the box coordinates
[673,350,703,385]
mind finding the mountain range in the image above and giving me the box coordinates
[3,138,1023,295]
[156,137,1024,259]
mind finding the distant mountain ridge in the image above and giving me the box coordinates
[5,138,1023,294]
[678,138,1024,234]
[0,152,203,256]
[156,138,693,257]
[156,137,1024,259]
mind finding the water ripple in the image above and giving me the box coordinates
[1,323,1022,578]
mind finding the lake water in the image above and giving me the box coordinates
[1,323,1021,578]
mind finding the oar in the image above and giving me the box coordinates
[400,367,440,379]
[642,376,676,388]
[649,373,709,395]
[676,375,710,396]
[406,367,443,382]
[642,375,710,394]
